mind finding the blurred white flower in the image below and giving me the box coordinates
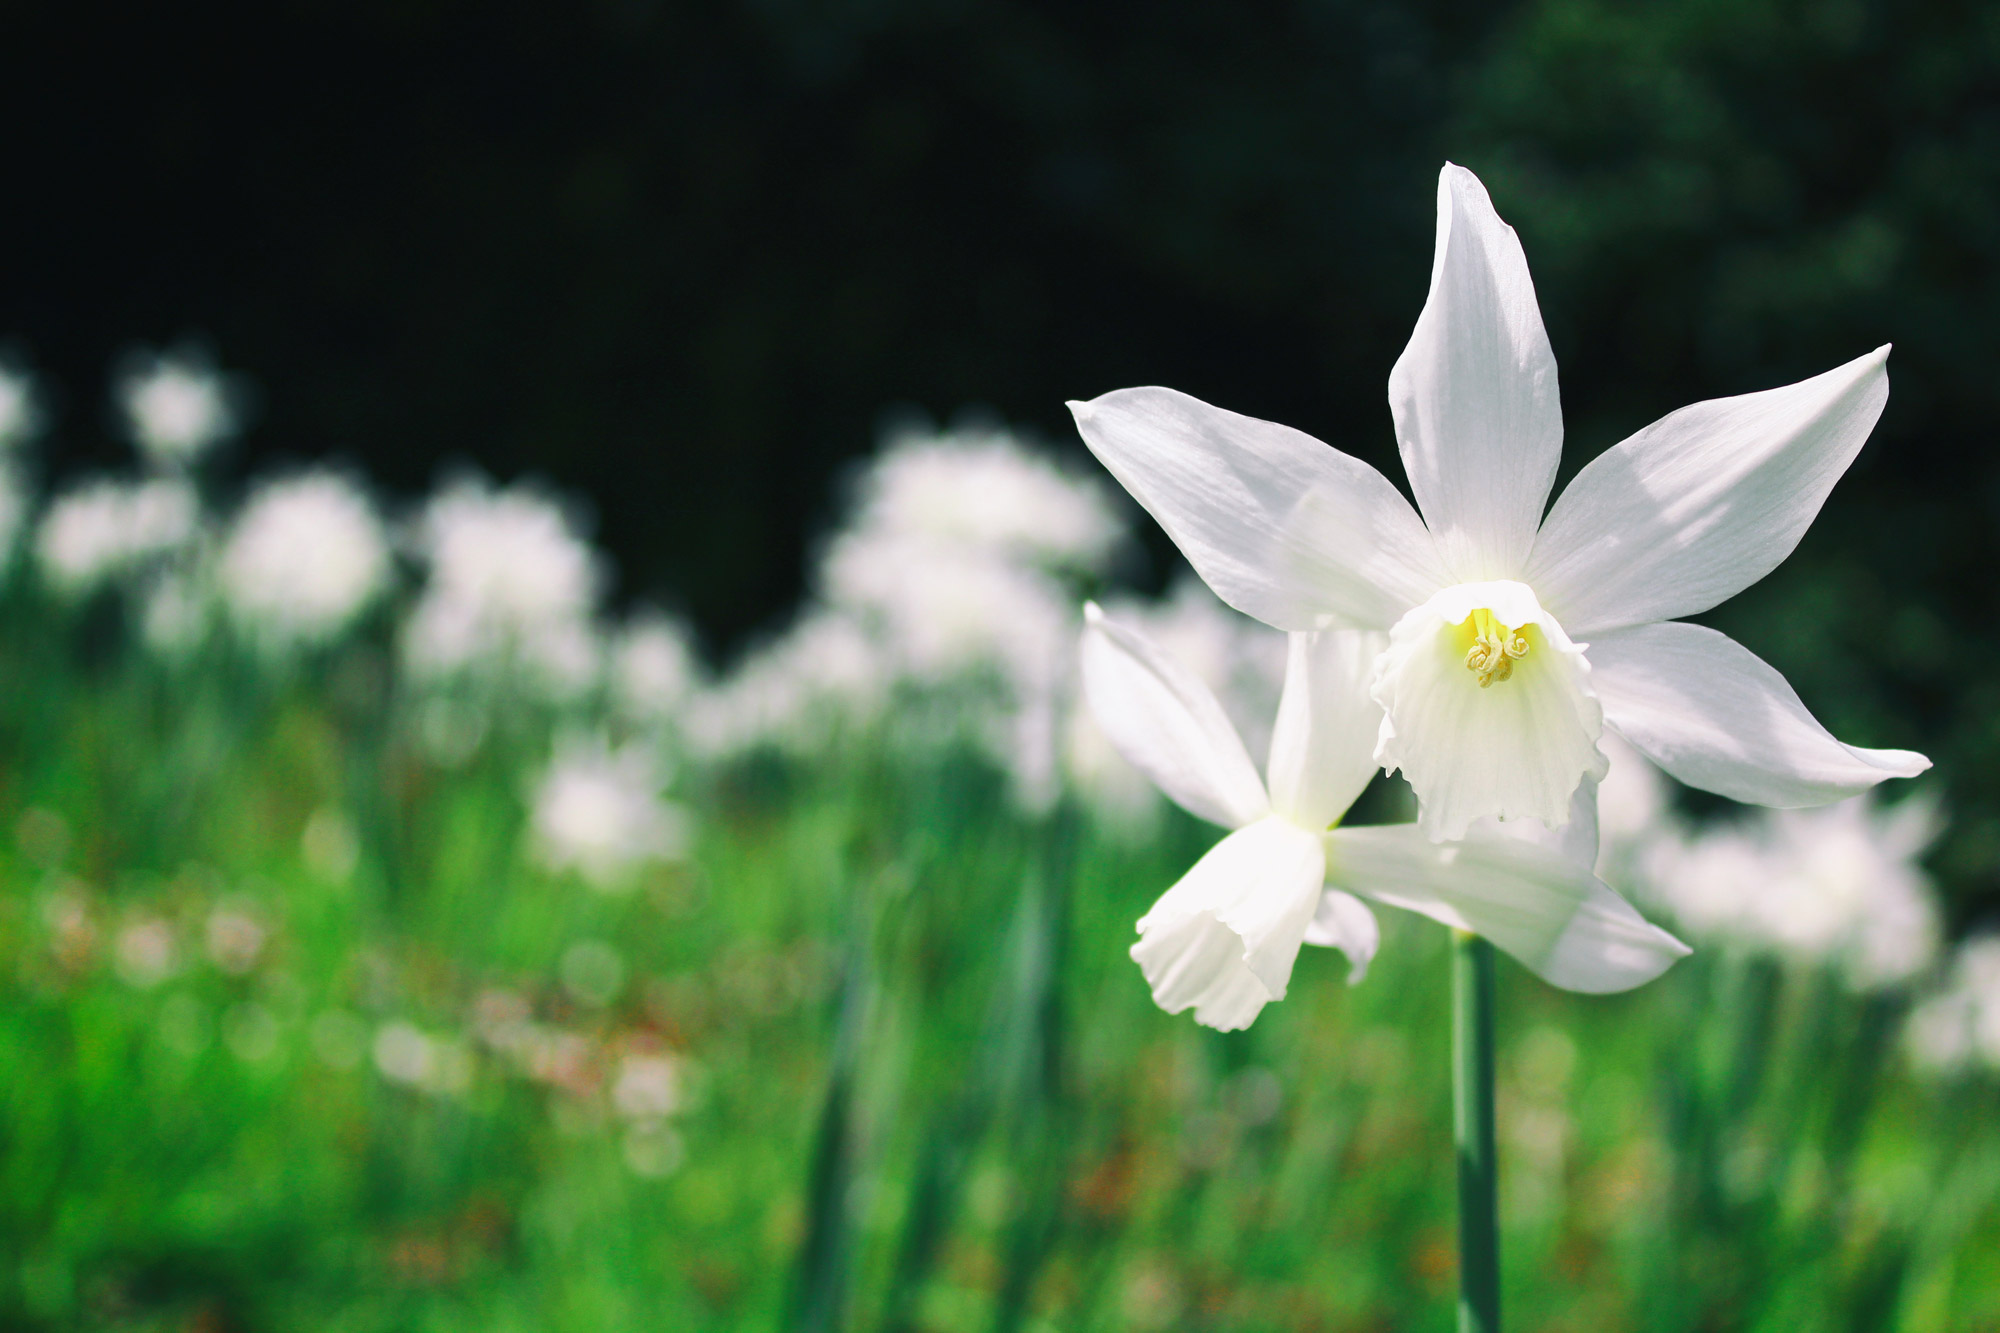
[824,531,1072,688]
[37,477,200,596]
[611,611,702,721]
[0,361,45,451]
[531,737,690,889]
[611,1052,683,1119]
[1907,936,2000,1075]
[403,476,604,695]
[1644,793,1942,991]
[114,916,179,988]
[373,1020,475,1095]
[204,904,268,974]
[220,471,391,650]
[117,348,243,469]
[854,426,1124,570]
[684,610,889,759]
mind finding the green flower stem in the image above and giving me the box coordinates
[1453,929,1500,1333]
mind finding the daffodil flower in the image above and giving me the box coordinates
[1071,163,1929,841]
[1082,603,1687,1031]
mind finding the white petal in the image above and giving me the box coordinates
[1302,888,1380,984]
[1388,164,1563,582]
[1372,580,1607,841]
[1081,603,1270,829]
[1525,347,1890,636]
[1467,773,1601,869]
[1588,620,1930,806]
[1265,629,1388,830]
[1069,387,1449,630]
[1133,817,1328,1030]
[1325,823,1689,994]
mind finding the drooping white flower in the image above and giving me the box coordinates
[1641,794,1941,992]
[117,348,244,470]
[219,470,392,650]
[1070,163,1927,843]
[1083,603,1687,1031]
[530,736,691,890]
[403,475,604,695]
[37,477,201,596]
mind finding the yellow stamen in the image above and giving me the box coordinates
[1463,609,1531,688]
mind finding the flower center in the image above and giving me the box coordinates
[1462,607,1529,687]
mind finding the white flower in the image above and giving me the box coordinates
[611,611,703,721]
[403,476,603,694]
[1070,163,1927,843]
[117,348,242,469]
[531,736,691,890]
[219,470,392,650]
[1084,603,1686,1031]
[1642,794,1940,991]
[37,477,201,596]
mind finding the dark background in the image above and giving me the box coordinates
[4,0,1999,917]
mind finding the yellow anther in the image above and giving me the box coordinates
[1463,611,1530,688]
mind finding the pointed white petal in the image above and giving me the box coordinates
[1372,580,1607,841]
[1302,888,1381,984]
[1588,620,1930,806]
[1326,823,1689,994]
[1069,387,1449,630]
[1388,164,1563,582]
[1081,603,1270,829]
[1132,817,1328,1031]
[1525,347,1890,635]
[1265,629,1388,830]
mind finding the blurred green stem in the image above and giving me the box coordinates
[1454,930,1499,1333]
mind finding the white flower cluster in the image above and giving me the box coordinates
[37,477,201,596]
[686,422,1130,810]
[402,476,604,695]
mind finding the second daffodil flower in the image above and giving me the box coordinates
[1071,164,1929,842]
[1083,603,1687,1030]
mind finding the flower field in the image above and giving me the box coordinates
[0,356,1996,1331]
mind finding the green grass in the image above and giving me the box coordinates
[1,591,1997,1332]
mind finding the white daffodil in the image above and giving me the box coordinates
[1082,603,1687,1031]
[1071,163,1928,842]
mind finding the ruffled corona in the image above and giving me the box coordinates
[1372,580,1607,841]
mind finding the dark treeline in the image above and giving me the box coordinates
[3,0,1998,916]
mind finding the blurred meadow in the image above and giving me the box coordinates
[4,2,2000,1331]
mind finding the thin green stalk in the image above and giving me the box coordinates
[1453,930,1499,1333]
